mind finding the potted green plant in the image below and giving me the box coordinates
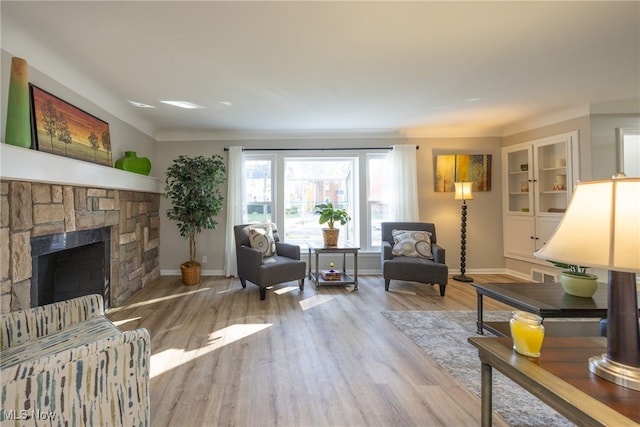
[548,260,598,297]
[164,154,226,285]
[313,202,351,246]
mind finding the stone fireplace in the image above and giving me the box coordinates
[0,180,160,313]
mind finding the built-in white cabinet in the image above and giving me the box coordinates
[502,131,580,263]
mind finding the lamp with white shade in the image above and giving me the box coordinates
[534,175,640,391]
[453,181,474,282]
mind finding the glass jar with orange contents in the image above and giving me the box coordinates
[509,311,545,357]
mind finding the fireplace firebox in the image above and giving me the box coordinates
[31,227,111,308]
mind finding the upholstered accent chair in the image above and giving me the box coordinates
[234,223,306,300]
[381,222,449,296]
[0,295,150,426]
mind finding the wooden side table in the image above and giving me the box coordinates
[307,242,359,290]
[468,336,640,427]
[471,282,613,337]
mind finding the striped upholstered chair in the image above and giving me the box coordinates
[0,295,150,425]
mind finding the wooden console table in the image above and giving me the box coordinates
[468,336,640,427]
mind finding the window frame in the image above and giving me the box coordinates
[282,155,358,247]
[243,154,276,225]
[241,149,391,252]
[366,152,392,249]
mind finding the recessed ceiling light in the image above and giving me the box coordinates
[219,101,232,106]
[128,100,155,108]
[160,100,205,109]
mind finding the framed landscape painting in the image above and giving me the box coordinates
[30,84,112,167]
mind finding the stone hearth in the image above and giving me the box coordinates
[0,180,160,313]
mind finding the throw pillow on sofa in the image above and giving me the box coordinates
[391,229,434,259]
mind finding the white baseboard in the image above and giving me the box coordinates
[160,267,520,278]
[161,269,224,276]
[502,268,532,281]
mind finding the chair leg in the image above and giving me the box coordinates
[299,278,304,291]
[240,278,247,288]
[385,279,390,291]
[439,284,446,296]
[260,287,266,300]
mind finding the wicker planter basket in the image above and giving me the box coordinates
[181,261,202,286]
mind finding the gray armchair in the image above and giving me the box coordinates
[234,223,306,300]
[381,222,449,296]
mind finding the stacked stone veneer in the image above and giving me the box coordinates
[0,180,160,313]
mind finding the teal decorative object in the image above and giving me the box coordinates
[114,151,151,175]
[5,57,32,148]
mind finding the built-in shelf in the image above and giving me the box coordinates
[1,143,161,193]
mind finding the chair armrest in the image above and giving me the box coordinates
[381,241,394,261]
[276,242,300,260]
[432,244,446,264]
[1,328,150,426]
[237,244,262,282]
[1,295,104,350]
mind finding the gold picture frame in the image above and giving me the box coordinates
[30,84,112,167]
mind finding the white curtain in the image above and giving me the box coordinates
[391,144,419,221]
[224,146,245,277]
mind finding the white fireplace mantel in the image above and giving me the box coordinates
[1,143,161,193]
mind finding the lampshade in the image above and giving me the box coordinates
[534,177,640,273]
[454,181,474,201]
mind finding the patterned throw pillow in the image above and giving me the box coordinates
[391,229,433,259]
[249,223,277,257]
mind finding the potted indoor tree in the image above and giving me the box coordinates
[548,260,598,297]
[313,202,351,247]
[164,154,226,285]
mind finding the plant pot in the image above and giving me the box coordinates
[559,272,598,297]
[322,228,340,247]
[180,260,201,286]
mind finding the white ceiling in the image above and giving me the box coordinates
[2,1,639,140]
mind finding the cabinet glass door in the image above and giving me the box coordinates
[535,140,568,215]
[505,147,533,214]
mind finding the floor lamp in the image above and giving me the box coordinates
[535,175,640,390]
[453,181,473,282]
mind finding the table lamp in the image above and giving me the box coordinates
[534,175,640,390]
[453,181,473,282]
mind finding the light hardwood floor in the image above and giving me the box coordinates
[107,274,524,426]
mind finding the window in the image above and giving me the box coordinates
[244,156,274,224]
[241,150,392,252]
[367,153,392,248]
[617,128,640,178]
[283,157,356,246]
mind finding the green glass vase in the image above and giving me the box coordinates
[5,57,32,148]
[115,151,151,175]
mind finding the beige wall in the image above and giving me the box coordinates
[6,47,635,282]
[590,113,640,179]
[155,136,505,275]
[414,137,504,274]
[503,115,592,181]
[156,140,229,274]
[1,49,157,171]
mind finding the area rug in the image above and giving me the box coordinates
[382,310,574,427]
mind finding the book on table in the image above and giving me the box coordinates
[321,270,342,280]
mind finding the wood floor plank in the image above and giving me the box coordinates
[107,274,520,426]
